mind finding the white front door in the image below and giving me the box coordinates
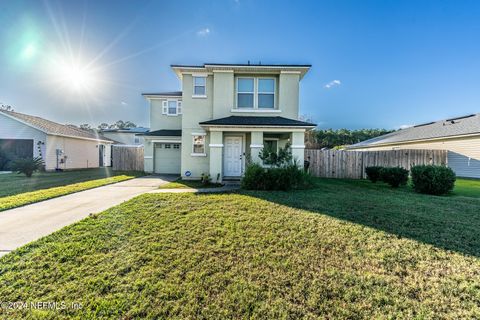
[224,136,243,176]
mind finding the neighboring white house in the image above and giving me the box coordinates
[140,63,316,181]
[348,113,480,178]
[100,127,149,145]
[0,110,113,170]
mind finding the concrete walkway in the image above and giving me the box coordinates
[0,175,174,257]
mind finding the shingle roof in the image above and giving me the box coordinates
[141,91,182,97]
[140,129,182,137]
[199,116,316,127]
[0,110,112,142]
[349,113,480,148]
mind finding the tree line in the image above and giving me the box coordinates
[305,128,393,149]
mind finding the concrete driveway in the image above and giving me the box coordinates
[0,175,175,257]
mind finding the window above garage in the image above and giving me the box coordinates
[162,100,182,116]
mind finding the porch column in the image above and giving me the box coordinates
[250,131,264,164]
[290,131,305,167]
[209,131,223,183]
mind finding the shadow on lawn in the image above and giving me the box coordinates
[242,179,480,258]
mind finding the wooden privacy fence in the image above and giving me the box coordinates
[112,145,144,171]
[305,149,447,179]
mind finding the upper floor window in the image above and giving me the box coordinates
[193,76,206,97]
[258,79,275,108]
[162,100,182,116]
[236,77,275,109]
[237,78,254,108]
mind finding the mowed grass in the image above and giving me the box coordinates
[1,179,480,319]
[453,178,480,198]
[159,179,223,189]
[0,168,140,197]
[0,169,144,211]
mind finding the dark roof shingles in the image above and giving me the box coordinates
[199,116,316,127]
[140,129,182,137]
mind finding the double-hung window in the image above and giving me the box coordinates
[258,79,275,108]
[192,135,206,155]
[193,76,206,96]
[237,78,255,108]
[162,100,182,116]
[236,77,275,109]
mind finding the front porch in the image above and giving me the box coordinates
[207,129,306,182]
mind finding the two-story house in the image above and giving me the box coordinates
[141,63,316,181]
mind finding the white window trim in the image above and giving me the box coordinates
[236,77,255,109]
[235,77,276,110]
[257,77,276,109]
[231,109,281,113]
[192,76,207,98]
[163,99,182,116]
[191,133,207,156]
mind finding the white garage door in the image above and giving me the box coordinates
[154,143,181,174]
[448,151,480,178]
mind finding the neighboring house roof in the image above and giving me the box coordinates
[171,63,311,79]
[0,110,112,143]
[199,116,316,127]
[349,113,480,149]
[141,91,182,98]
[101,127,150,133]
[139,129,182,137]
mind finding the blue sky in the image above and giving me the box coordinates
[1,0,480,129]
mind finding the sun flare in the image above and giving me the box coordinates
[57,61,95,92]
[49,57,100,93]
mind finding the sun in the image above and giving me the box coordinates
[56,61,97,92]
[48,56,100,93]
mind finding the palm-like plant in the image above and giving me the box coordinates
[11,157,44,177]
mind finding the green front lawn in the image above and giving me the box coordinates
[1,178,480,318]
[453,178,480,198]
[158,179,223,189]
[0,168,140,197]
[0,168,144,211]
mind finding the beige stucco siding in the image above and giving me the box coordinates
[45,135,110,170]
[180,74,213,178]
[0,113,47,159]
[150,98,182,130]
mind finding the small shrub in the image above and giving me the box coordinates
[241,163,266,190]
[10,157,44,177]
[259,143,293,167]
[379,167,409,188]
[365,166,383,183]
[411,165,456,195]
[200,173,211,186]
[241,163,313,191]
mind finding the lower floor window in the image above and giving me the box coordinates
[192,135,205,154]
[264,139,278,153]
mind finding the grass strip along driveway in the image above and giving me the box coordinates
[0,178,479,319]
[0,170,143,211]
[0,168,140,197]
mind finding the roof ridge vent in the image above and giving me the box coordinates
[445,114,475,122]
[413,121,435,128]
